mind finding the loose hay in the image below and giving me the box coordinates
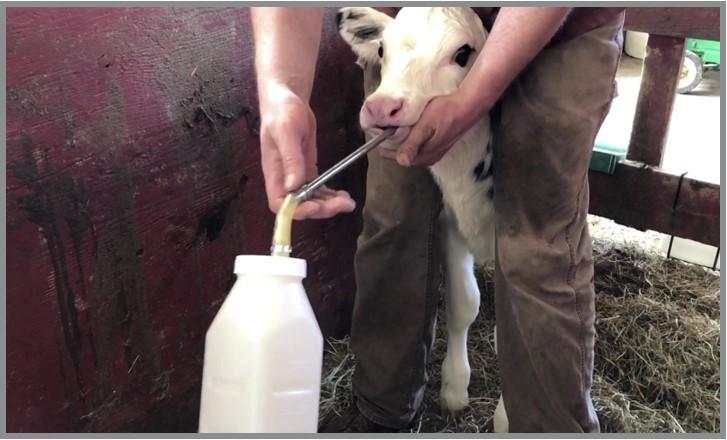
[592,244,720,432]
[319,218,720,433]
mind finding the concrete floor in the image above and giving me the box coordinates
[596,55,721,184]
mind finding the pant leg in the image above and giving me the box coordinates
[492,13,624,433]
[351,61,443,429]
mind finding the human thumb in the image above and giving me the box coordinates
[277,130,307,192]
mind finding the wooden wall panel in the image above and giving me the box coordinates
[6,7,367,432]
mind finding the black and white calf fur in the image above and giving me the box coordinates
[337,7,508,432]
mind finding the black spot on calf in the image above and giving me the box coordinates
[488,186,495,200]
[336,12,343,29]
[354,26,381,40]
[482,160,493,180]
[473,160,485,179]
[473,159,493,182]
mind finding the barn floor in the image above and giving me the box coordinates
[319,215,720,433]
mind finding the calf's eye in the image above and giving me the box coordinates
[454,44,474,67]
[378,44,384,58]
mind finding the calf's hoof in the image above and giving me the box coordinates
[493,394,509,433]
[439,357,471,413]
[439,382,469,413]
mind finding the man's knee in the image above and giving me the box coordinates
[496,231,572,286]
[360,157,441,238]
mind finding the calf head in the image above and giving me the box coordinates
[338,7,487,143]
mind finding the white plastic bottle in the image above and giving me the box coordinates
[198,255,323,433]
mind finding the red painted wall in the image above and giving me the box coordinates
[6,7,367,432]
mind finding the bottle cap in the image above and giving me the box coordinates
[234,255,306,278]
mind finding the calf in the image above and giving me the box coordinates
[338,7,508,432]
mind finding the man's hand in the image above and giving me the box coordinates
[382,7,571,168]
[252,7,355,219]
[259,85,356,219]
[381,90,481,167]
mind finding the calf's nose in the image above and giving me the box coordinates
[364,95,405,126]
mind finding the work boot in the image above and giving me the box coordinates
[318,399,427,433]
[318,406,402,433]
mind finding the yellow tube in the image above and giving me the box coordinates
[271,193,300,257]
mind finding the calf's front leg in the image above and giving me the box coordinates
[439,211,480,413]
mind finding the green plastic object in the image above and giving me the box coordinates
[590,141,627,174]
[686,38,720,65]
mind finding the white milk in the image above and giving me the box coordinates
[198,255,323,433]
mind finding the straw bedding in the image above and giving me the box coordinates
[319,217,720,433]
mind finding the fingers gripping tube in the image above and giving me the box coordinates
[270,129,395,258]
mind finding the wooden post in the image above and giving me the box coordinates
[627,34,686,167]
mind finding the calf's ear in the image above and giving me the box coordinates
[336,7,392,67]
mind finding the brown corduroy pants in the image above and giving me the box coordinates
[350,12,625,433]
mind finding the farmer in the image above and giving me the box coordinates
[251,6,625,433]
